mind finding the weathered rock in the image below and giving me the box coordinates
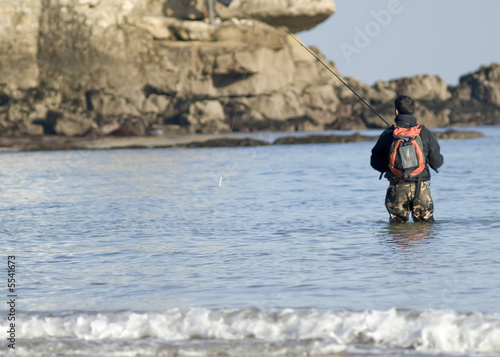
[289,43,341,93]
[302,84,340,126]
[142,93,172,114]
[99,121,122,136]
[167,18,215,41]
[124,15,176,40]
[53,111,97,136]
[0,135,85,151]
[434,129,485,140]
[210,45,296,96]
[454,63,500,106]
[387,75,451,101]
[220,99,268,132]
[220,0,336,33]
[150,0,336,33]
[273,132,375,145]
[245,91,305,123]
[108,126,139,137]
[0,0,41,90]
[86,92,142,117]
[410,106,451,128]
[212,19,287,50]
[7,103,45,136]
[185,100,230,133]
[185,137,270,147]
[371,81,398,102]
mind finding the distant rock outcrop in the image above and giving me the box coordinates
[0,0,499,139]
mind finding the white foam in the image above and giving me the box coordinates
[4,308,500,355]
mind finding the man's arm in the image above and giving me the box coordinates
[423,129,444,172]
[370,130,392,173]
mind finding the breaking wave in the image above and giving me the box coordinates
[3,308,500,356]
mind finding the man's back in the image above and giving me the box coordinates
[370,114,443,181]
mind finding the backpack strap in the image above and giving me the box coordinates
[416,134,427,164]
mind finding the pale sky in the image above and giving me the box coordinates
[299,0,500,86]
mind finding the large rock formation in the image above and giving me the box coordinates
[0,0,339,136]
[0,0,499,139]
[218,0,337,32]
[150,0,336,32]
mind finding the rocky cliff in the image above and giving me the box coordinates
[1,0,499,138]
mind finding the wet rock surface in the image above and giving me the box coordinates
[0,129,484,151]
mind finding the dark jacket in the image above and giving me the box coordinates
[370,114,444,181]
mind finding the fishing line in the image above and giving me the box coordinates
[273,21,391,127]
[212,3,389,126]
[214,11,392,189]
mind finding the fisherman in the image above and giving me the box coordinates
[370,95,444,223]
[207,0,232,25]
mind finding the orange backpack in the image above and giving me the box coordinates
[388,125,426,179]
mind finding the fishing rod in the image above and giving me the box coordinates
[214,5,390,127]
[276,23,391,128]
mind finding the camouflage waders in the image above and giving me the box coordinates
[385,180,434,223]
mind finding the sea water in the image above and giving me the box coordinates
[1,126,500,356]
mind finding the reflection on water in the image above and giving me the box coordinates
[381,222,436,247]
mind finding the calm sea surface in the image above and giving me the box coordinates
[1,126,500,356]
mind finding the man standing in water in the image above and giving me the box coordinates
[370,95,444,223]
